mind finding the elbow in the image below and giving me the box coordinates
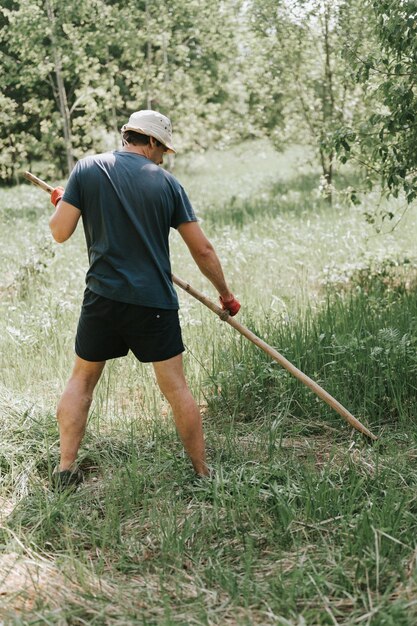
[194,243,214,262]
[52,232,68,244]
[49,219,68,243]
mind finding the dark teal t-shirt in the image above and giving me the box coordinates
[63,151,197,309]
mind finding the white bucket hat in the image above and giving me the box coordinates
[121,110,176,154]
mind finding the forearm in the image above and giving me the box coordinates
[178,221,240,315]
[191,247,232,299]
[49,196,81,243]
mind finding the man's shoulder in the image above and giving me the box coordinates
[77,151,115,167]
[159,167,183,191]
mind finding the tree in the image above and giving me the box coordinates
[1,0,124,181]
[0,0,246,183]
[118,0,246,152]
[0,0,53,183]
[335,0,417,204]
[247,0,369,202]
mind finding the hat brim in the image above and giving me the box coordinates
[121,124,176,154]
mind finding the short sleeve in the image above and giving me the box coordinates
[170,183,197,229]
[62,162,82,211]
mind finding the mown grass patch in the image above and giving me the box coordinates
[1,415,417,624]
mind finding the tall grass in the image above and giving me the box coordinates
[208,260,417,433]
[1,141,417,624]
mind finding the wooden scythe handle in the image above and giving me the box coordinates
[23,170,377,441]
[24,171,54,194]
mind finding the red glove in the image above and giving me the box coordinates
[51,186,65,207]
[220,294,241,316]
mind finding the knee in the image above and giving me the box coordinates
[163,385,196,415]
[158,379,189,403]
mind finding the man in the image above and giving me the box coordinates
[49,109,240,488]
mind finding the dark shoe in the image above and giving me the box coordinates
[51,469,84,491]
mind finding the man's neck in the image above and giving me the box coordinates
[121,141,162,166]
[122,144,149,159]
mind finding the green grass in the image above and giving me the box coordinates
[208,263,417,431]
[1,141,417,624]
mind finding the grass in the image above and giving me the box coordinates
[1,140,417,624]
[208,263,417,431]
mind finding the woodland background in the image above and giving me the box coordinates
[1,0,416,208]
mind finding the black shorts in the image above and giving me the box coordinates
[75,289,184,363]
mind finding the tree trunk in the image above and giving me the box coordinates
[162,31,175,171]
[145,0,152,109]
[323,3,335,121]
[321,2,335,205]
[320,147,333,205]
[45,0,75,175]
[107,53,120,150]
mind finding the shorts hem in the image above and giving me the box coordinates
[75,348,129,362]
[137,346,185,364]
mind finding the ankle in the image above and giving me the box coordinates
[58,461,77,472]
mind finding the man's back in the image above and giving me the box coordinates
[63,151,196,308]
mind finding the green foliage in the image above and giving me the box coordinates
[246,0,369,198]
[1,0,119,180]
[2,0,416,210]
[335,0,417,205]
[0,0,246,183]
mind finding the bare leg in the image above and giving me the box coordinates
[153,354,208,476]
[57,356,105,471]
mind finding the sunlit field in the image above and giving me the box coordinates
[1,141,417,625]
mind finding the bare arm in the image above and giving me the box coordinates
[177,221,233,300]
[49,200,81,243]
